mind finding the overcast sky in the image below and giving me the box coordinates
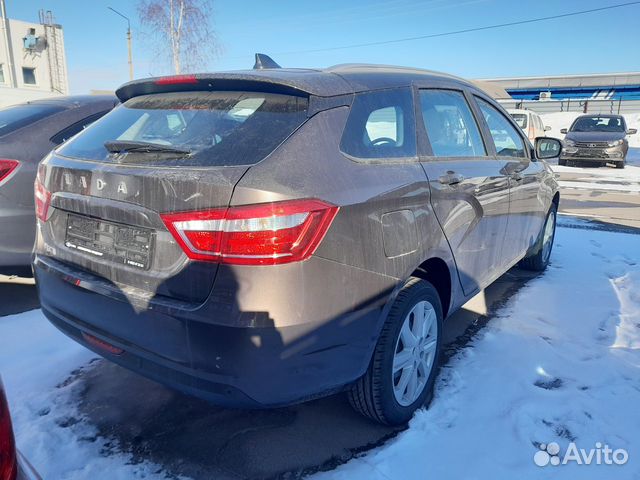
[7,0,640,94]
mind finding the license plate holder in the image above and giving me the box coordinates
[578,148,604,157]
[65,213,153,270]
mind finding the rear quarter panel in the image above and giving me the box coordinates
[230,106,461,321]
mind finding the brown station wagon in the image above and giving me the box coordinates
[34,56,561,425]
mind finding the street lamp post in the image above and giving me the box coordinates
[108,7,133,81]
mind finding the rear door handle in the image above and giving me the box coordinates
[511,172,524,182]
[439,172,465,186]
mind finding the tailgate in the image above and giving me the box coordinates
[34,89,309,304]
[36,154,248,304]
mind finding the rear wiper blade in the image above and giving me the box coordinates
[104,140,191,155]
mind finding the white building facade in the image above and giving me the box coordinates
[0,9,69,108]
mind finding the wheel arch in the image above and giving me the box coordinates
[411,257,453,319]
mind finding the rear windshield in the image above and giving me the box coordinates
[510,113,527,129]
[57,91,308,166]
[0,104,65,137]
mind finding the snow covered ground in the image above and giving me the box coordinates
[1,219,639,479]
[0,312,168,479]
[553,165,640,193]
[551,148,640,194]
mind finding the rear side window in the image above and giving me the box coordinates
[57,91,308,166]
[0,104,65,137]
[340,88,416,159]
[420,90,486,157]
[476,98,526,158]
[50,110,111,145]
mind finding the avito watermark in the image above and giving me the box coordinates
[534,442,629,467]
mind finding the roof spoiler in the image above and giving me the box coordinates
[115,73,313,103]
[253,53,281,70]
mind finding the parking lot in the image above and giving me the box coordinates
[2,151,639,479]
[554,149,640,229]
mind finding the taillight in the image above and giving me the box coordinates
[0,379,17,480]
[0,159,19,185]
[34,164,51,222]
[161,199,339,265]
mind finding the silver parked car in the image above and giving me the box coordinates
[0,95,117,276]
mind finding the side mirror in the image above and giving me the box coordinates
[627,128,638,135]
[535,137,562,160]
[544,126,551,131]
[560,128,568,134]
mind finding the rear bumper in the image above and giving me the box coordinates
[42,306,263,407]
[34,254,396,407]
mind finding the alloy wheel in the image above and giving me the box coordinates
[392,300,439,406]
[541,210,556,263]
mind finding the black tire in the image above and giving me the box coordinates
[520,203,557,271]
[348,277,443,425]
[616,161,625,169]
[558,158,567,166]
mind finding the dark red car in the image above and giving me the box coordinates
[0,378,40,480]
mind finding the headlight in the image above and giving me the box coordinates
[608,139,623,147]
[564,139,576,147]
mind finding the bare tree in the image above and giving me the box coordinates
[138,0,219,74]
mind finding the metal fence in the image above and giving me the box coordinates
[497,98,640,115]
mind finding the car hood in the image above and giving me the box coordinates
[565,131,626,142]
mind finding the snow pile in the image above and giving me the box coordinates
[0,310,170,479]
[314,223,640,480]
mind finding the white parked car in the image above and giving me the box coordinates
[508,109,550,142]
